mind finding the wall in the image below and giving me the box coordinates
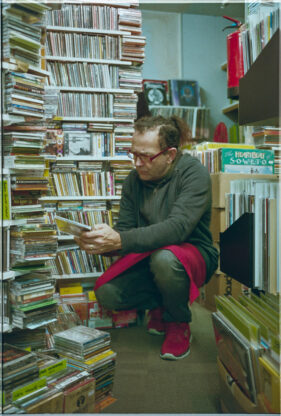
[181,13,232,137]
[142,10,182,80]
[141,10,235,138]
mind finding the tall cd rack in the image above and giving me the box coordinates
[2,1,59,337]
[42,1,144,282]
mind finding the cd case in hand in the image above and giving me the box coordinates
[54,215,92,237]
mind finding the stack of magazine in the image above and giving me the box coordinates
[54,325,117,408]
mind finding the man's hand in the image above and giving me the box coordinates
[74,223,122,255]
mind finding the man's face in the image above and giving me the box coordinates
[131,128,173,181]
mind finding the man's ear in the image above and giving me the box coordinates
[167,148,177,163]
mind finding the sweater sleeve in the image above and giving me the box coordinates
[118,159,212,254]
[113,171,138,232]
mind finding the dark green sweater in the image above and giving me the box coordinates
[114,152,218,283]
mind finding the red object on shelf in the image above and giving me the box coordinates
[223,16,244,99]
[213,122,228,143]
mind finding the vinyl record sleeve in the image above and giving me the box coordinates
[212,311,257,403]
[143,79,168,105]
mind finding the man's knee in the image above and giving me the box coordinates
[150,249,180,287]
[150,249,178,273]
[150,248,190,289]
[95,284,120,310]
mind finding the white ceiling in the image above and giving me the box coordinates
[139,1,245,19]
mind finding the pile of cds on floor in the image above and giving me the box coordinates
[53,325,117,410]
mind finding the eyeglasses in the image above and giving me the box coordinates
[127,147,172,163]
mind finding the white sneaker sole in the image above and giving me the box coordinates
[147,328,165,335]
[160,347,190,360]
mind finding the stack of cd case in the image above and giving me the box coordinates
[2,344,39,402]
[53,325,117,406]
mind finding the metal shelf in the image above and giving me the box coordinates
[45,86,134,94]
[53,116,133,123]
[40,196,121,201]
[2,271,16,280]
[46,25,130,36]
[57,156,130,161]
[3,219,27,227]
[54,272,101,279]
[45,56,132,66]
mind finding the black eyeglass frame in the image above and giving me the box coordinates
[127,147,173,163]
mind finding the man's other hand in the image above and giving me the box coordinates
[74,223,121,254]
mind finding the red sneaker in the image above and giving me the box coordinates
[160,322,191,360]
[147,307,165,335]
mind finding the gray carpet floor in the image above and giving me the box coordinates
[103,302,222,414]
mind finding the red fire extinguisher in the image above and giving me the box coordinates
[223,16,244,100]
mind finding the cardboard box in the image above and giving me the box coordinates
[211,173,277,208]
[25,390,64,414]
[217,357,263,414]
[199,272,244,311]
[210,207,226,242]
[63,377,96,414]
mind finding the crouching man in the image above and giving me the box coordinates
[75,115,218,360]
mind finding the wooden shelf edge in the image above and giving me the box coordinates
[222,103,239,114]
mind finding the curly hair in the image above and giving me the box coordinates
[134,115,192,149]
